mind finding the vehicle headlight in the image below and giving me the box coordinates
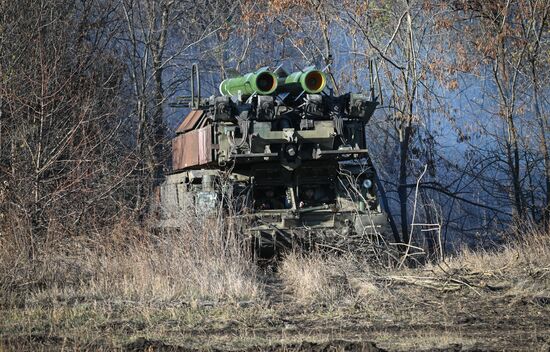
[362,179,373,189]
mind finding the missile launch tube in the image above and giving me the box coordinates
[219,70,278,97]
[278,69,327,94]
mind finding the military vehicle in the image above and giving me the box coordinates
[157,64,390,257]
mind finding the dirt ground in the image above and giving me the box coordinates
[1,268,549,352]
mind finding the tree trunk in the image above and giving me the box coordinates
[504,114,524,218]
[374,172,401,243]
[399,123,412,243]
[531,59,550,224]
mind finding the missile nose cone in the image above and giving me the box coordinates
[303,70,326,93]
[277,69,327,94]
[255,72,277,94]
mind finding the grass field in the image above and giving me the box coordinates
[1,218,549,351]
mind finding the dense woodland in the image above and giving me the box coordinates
[0,0,549,256]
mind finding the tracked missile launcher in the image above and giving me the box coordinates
[157,64,390,256]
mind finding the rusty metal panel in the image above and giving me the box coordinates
[176,110,204,134]
[198,126,212,165]
[171,135,183,170]
[172,126,212,170]
[172,131,198,170]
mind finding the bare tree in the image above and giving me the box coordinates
[0,0,131,256]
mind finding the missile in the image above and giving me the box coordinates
[219,69,278,97]
[277,68,327,94]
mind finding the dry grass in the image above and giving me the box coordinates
[1,213,549,350]
[0,212,262,308]
[279,252,343,304]
[278,227,550,307]
[279,252,382,305]
[428,227,550,298]
[442,228,550,274]
[3,215,548,309]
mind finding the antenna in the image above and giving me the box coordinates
[374,59,383,104]
[369,59,375,101]
[190,63,201,110]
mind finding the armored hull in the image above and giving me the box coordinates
[157,66,390,256]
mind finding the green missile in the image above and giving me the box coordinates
[278,69,327,94]
[219,69,278,97]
